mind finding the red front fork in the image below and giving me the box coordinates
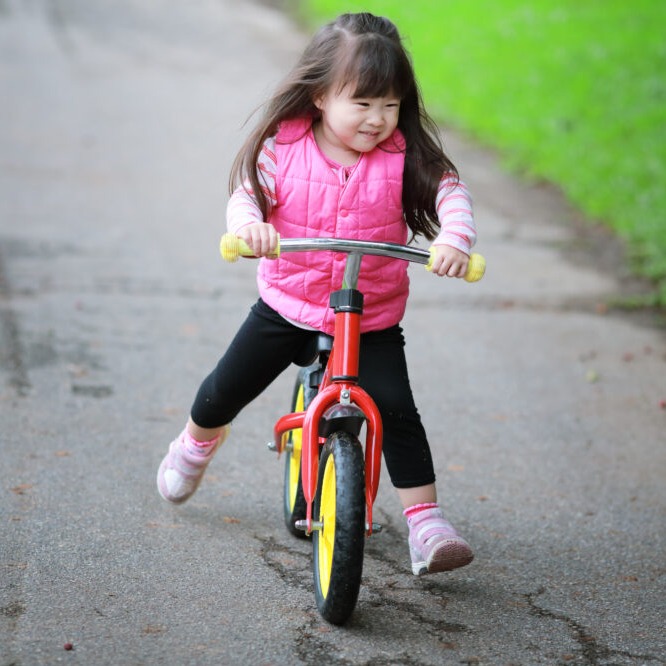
[272,303,383,535]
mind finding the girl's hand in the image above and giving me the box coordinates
[238,222,279,258]
[429,245,469,278]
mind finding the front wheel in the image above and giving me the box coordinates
[313,431,366,625]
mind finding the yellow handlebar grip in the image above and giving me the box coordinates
[425,247,486,282]
[219,233,280,262]
[220,234,280,263]
[464,253,486,282]
[220,233,250,262]
[425,246,436,273]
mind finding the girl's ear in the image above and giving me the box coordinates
[312,93,326,111]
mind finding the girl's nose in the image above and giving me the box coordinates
[367,111,384,126]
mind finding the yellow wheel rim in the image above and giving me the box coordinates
[287,385,304,510]
[317,455,336,598]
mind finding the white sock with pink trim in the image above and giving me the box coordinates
[403,502,439,520]
[182,430,221,456]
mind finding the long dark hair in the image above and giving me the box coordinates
[229,12,458,241]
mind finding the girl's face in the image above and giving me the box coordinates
[314,84,401,165]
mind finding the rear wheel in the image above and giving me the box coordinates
[283,372,309,538]
[313,431,366,625]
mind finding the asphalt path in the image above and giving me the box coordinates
[1,1,664,664]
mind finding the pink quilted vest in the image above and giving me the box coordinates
[257,118,410,334]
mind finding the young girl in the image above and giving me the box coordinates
[157,12,476,576]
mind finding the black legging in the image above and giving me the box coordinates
[191,299,435,489]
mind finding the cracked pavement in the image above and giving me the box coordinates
[1,0,664,664]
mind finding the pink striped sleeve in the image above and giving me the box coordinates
[433,175,476,254]
[226,136,278,234]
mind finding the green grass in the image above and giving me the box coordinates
[298,1,666,305]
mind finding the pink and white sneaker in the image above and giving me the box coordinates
[157,426,229,504]
[405,504,474,576]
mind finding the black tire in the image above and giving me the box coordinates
[312,431,366,625]
[283,370,309,538]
